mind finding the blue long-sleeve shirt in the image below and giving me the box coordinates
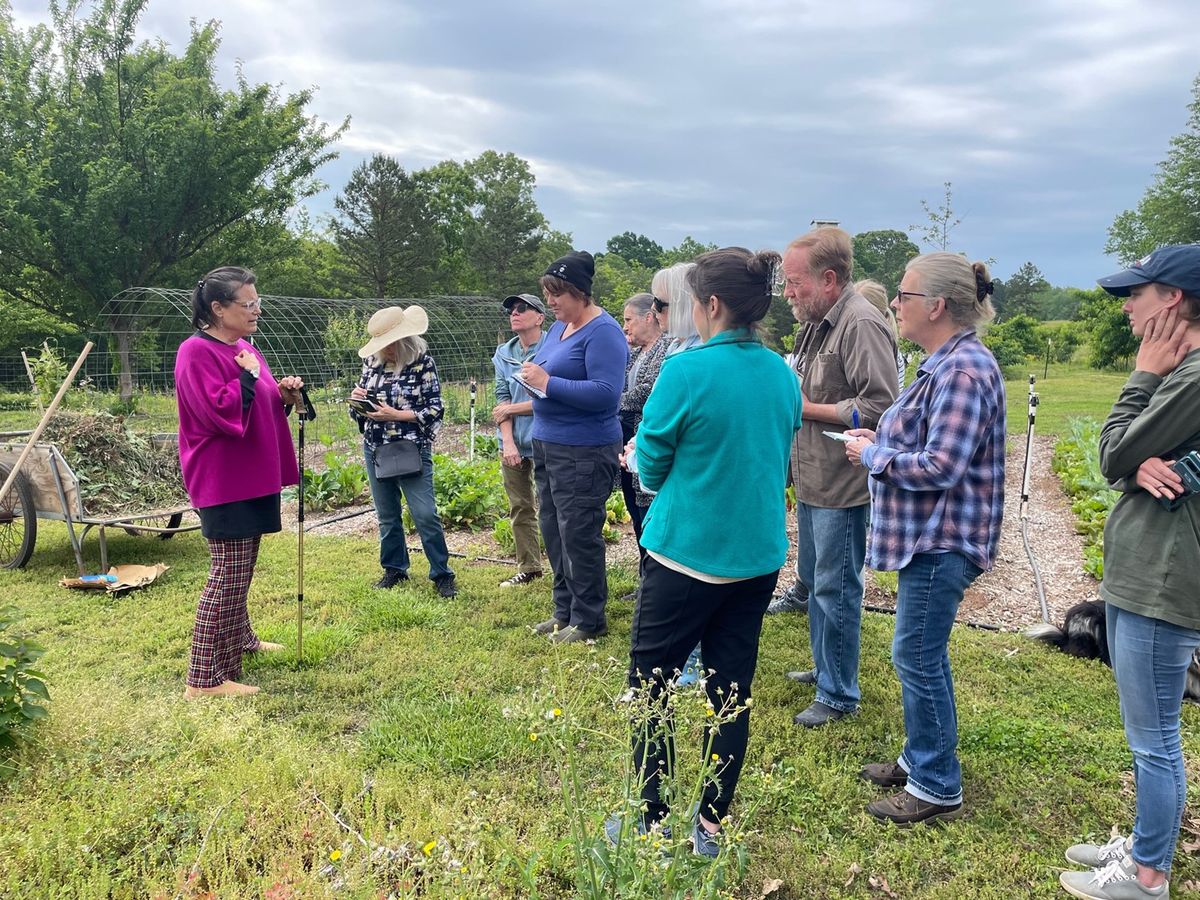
[530,311,628,446]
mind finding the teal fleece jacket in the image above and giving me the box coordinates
[637,330,804,579]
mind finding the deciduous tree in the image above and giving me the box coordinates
[1106,72,1200,263]
[0,0,344,397]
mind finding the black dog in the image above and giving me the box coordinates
[1026,600,1200,702]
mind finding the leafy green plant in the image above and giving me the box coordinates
[603,490,629,544]
[471,432,500,457]
[492,516,515,554]
[401,454,507,531]
[286,451,368,512]
[0,606,49,779]
[1052,418,1119,579]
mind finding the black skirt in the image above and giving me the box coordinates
[197,493,282,540]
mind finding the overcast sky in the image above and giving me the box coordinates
[12,0,1200,286]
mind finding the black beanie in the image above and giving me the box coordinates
[544,251,594,297]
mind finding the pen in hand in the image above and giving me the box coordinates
[852,407,860,430]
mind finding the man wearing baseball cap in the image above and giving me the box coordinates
[1059,243,1200,900]
[492,293,547,587]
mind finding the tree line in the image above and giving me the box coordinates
[2,1,1197,382]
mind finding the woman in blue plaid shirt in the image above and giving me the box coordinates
[844,252,1006,826]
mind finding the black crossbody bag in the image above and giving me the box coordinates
[374,439,422,479]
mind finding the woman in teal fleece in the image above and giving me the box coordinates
[609,247,803,856]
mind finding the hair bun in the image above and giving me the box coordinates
[973,264,994,302]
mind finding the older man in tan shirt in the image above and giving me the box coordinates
[781,227,898,727]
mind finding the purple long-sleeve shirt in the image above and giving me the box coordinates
[861,329,1006,572]
[175,334,299,509]
[530,311,629,446]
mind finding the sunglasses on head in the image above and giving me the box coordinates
[652,296,669,313]
[506,301,534,315]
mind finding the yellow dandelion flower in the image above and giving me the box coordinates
[711,753,720,761]
[329,849,342,862]
[529,732,538,741]
[705,707,715,717]
[552,708,562,717]
[423,840,437,856]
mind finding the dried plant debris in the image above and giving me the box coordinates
[41,412,187,516]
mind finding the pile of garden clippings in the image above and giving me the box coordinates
[41,412,187,516]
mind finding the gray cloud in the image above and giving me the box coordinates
[10,0,1200,284]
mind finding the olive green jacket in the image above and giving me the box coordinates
[1099,349,1200,630]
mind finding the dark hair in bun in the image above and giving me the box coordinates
[686,247,782,337]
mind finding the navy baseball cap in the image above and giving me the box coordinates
[1097,244,1200,297]
[502,292,546,314]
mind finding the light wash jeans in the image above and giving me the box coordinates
[893,551,982,806]
[1107,603,1200,872]
[364,442,452,581]
[796,502,867,713]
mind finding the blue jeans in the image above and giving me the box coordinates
[892,551,982,805]
[796,502,867,713]
[1107,603,1200,872]
[364,442,452,581]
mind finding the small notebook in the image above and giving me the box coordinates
[513,374,547,399]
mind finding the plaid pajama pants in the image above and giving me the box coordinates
[186,536,263,688]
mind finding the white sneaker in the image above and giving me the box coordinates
[499,571,542,588]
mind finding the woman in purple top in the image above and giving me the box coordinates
[175,266,303,700]
[520,251,629,643]
[844,252,1006,825]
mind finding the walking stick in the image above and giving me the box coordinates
[295,386,317,666]
[1019,375,1049,624]
[468,377,477,461]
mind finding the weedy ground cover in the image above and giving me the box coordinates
[1,521,1197,898]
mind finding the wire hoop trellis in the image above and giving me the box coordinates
[95,288,509,392]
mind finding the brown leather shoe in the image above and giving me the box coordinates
[184,680,260,700]
[859,760,908,788]
[250,640,284,652]
[867,789,963,826]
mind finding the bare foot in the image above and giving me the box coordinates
[183,680,260,700]
[250,640,285,652]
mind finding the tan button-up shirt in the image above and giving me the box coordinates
[790,285,899,508]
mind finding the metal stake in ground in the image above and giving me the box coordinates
[1020,374,1049,623]
[468,377,477,461]
[295,386,317,666]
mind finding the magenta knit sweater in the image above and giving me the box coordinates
[175,335,299,509]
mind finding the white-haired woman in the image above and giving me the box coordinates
[351,306,457,598]
[846,252,1005,826]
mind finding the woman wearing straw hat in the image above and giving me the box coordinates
[351,305,457,598]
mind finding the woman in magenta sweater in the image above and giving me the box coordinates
[175,266,303,699]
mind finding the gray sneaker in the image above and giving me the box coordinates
[1059,856,1168,899]
[532,617,567,635]
[1066,833,1132,869]
[767,582,809,615]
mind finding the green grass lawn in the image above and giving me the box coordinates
[3,522,1199,898]
[1004,361,1131,437]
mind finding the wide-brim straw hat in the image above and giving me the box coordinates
[358,305,429,358]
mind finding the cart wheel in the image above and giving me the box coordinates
[123,512,185,540]
[0,464,37,569]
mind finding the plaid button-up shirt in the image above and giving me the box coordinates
[861,330,1006,572]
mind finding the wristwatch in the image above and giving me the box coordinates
[248,367,260,380]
